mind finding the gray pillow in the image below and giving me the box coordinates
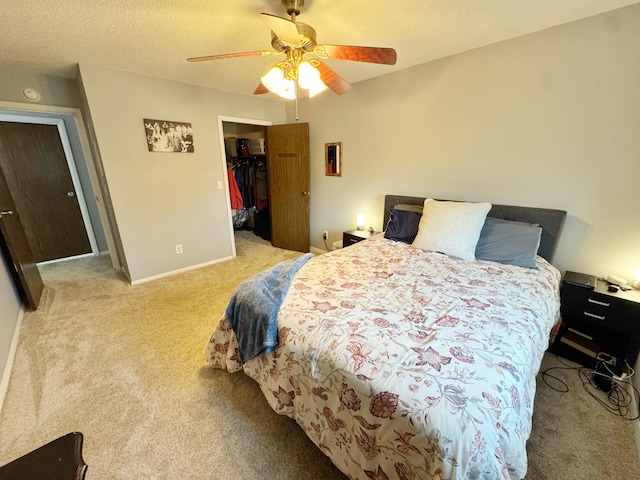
[475,217,542,269]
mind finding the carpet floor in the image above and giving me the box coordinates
[0,231,638,479]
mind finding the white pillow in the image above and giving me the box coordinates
[411,199,492,261]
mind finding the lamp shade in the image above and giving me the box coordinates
[356,213,365,231]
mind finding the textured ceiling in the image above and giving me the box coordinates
[2,0,639,97]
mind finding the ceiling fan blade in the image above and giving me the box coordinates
[313,45,397,65]
[254,83,268,95]
[260,12,301,46]
[311,60,352,95]
[187,51,276,62]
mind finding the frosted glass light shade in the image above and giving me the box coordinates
[297,61,320,89]
[261,66,296,99]
[298,61,327,98]
[308,78,328,98]
[356,213,365,231]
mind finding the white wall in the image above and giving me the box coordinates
[79,65,286,282]
[0,69,81,108]
[295,4,640,280]
[0,251,21,410]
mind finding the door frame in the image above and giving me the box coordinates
[216,115,272,258]
[0,101,120,269]
[0,113,99,258]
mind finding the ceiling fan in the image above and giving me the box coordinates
[187,0,397,99]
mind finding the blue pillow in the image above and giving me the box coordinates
[475,217,542,269]
[384,207,422,243]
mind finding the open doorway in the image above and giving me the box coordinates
[222,121,270,243]
[0,101,123,310]
[217,116,272,256]
[217,116,311,256]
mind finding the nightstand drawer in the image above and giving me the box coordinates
[562,291,617,317]
[344,234,362,246]
[343,230,372,247]
[560,283,636,333]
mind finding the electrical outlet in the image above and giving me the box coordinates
[175,244,183,254]
[322,230,328,240]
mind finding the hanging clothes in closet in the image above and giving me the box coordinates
[227,167,243,210]
[228,156,269,239]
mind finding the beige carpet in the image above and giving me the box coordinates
[0,230,638,479]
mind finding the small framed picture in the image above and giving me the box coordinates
[325,142,341,177]
[143,118,194,153]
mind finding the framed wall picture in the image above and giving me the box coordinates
[325,142,341,177]
[143,118,194,152]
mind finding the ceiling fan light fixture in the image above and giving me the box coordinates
[189,2,397,98]
[261,65,296,99]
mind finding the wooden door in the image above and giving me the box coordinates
[266,123,310,252]
[0,122,91,262]
[0,167,43,310]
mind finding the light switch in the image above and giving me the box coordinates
[217,181,223,190]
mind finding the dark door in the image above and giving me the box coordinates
[0,122,91,262]
[0,167,43,310]
[266,123,310,253]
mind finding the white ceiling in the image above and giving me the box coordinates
[2,0,639,97]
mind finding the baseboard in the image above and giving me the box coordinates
[130,256,234,285]
[310,246,329,255]
[36,252,94,266]
[0,307,24,414]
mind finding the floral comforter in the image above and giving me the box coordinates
[206,235,561,480]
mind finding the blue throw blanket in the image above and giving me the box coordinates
[225,253,314,363]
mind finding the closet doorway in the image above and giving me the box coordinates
[222,120,271,244]
[218,116,310,254]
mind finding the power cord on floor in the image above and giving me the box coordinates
[541,358,639,421]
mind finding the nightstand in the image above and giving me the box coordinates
[343,229,373,247]
[551,272,640,369]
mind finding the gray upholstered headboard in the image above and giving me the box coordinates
[383,195,567,263]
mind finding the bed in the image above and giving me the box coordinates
[206,195,566,480]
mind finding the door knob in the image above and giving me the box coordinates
[1,210,13,215]
[67,191,76,197]
[302,191,310,196]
